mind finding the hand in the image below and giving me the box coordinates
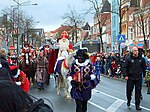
[90,74,96,80]
[84,75,91,80]
[125,76,128,80]
[67,76,72,82]
[71,80,78,86]
[16,81,21,86]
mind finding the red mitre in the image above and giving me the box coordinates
[61,31,68,39]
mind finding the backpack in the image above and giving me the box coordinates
[27,97,53,112]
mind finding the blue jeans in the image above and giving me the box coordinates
[95,70,101,80]
[37,82,44,89]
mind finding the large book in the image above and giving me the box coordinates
[72,72,82,82]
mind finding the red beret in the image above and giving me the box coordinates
[10,65,18,71]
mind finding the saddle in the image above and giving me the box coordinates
[54,59,64,75]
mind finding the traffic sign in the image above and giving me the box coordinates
[117,34,126,44]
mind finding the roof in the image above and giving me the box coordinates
[50,25,72,34]
[101,0,111,13]
[0,17,3,28]
[82,22,90,30]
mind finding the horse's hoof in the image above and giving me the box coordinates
[66,96,72,99]
[57,93,60,96]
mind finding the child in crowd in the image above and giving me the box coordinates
[94,55,103,80]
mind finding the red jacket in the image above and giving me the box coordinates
[14,71,30,93]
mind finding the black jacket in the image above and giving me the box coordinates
[0,67,12,81]
[0,57,13,79]
[123,53,146,80]
[0,57,10,70]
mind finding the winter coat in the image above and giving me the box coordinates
[94,60,103,71]
[123,53,146,80]
[35,56,48,83]
[0,66,12,81]
[0,57,10,70]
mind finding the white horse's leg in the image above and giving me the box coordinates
[57,75,61,96]
[64,77,71,99]
[54,73,58,88]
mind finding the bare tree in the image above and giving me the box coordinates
[84,0,111,52]
[1,7,35,47]
[62,5,85,44]
[133,4,150,55]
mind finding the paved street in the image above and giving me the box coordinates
[29,76,150,112]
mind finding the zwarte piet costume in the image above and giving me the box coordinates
[67,49,98,112]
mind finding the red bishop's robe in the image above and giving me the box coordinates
[48,49,59,74]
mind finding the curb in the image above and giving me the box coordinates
[101,74,147,87]
[101,74,126,82]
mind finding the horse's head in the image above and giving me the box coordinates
[50,38,59,49]
[22,53,31,66]
[65,51,75,67]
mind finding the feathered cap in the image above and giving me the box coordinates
[10,65,18,71]
[75,48,89,59]
[10,65,19,78]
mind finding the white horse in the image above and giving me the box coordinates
[55,52,75,99]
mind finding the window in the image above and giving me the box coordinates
[128,27,133,40]
[148,17,150,34]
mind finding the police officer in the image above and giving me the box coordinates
[123,46,146,110]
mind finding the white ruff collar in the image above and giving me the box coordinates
[45,48,49,50]
[0,64,2,68]
[75,59,89,66]
[24,47,29,50]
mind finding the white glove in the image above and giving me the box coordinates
[16,81,21,86]
[90,74,96,80]
[67,76,72,82]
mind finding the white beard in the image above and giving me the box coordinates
[59,39,69,51]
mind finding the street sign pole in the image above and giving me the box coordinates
[117,34,126,54]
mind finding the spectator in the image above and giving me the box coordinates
[0,80,33,112]
[109,51,117,77]
[94,55,103,80]
[0,62,12,81]
[104,54,111,76]
[123,46,146,110]
[0,48,10,70]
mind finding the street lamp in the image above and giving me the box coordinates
[12,0,38,55]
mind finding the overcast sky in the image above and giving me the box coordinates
[0,0,108,31]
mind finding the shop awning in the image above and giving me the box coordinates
[129,41,148,49]
[9,46,15,50]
